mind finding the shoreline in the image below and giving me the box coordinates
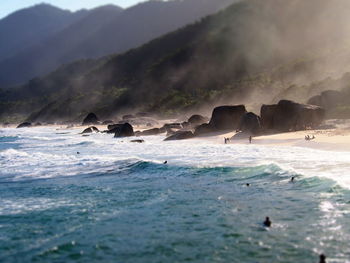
[2,123,350,153]
[198,128,350,152]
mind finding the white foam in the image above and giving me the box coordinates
[2,127,350,189]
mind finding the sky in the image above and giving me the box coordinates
[0,0,145,19]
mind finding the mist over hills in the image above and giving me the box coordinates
[0,0,235,88]
[3,0,350,123]
[0,3,89,62]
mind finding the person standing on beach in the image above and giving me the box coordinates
[249,136,252,144]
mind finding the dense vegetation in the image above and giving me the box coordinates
[2,0,350,123]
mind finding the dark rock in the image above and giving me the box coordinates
[130,139,145,143]
[107,124,120,130]
[16,122,32,128]
[106,124,123,134]
[188,114,208,126]
[164,131,195,141]
[102,120,114,125]
[139,128,165,136]
[114,123,134,137]
[91,126,99,132]
[209,105,247,130]
[261,100,325,132]
[181,121,191,128]
[162,123,183,130]
[166,128,178,137]
[82,127,93,133]
[260,104,278,131]
[34,122,42,126]
[82,113,99,125]
[194,123,214,136]
[308,90,343,109]
[239,112,262,135]
[82,126,99,134]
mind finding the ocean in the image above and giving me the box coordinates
[1,127,350,262]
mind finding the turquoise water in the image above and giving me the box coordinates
[1,127,350,262]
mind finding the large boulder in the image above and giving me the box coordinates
[261,100,325,132]
[209,105,247,131]
[82,126,99,134]
[188,115,208,126]
[162,123,183,130]
[260,104,278,131]
[239,112,262,135]
[307,90,343,110]
[164,131,195,141]
[16,122,32,128]
[82,113,99,125]
[194,123,215,136]
[114,123,134,137]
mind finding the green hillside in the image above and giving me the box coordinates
[2,0,350,123]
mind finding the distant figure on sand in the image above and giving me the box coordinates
[305,135,316,141]
[224,137,230,144]
[263,217,271,227]
[249,136,252,144]
[319,254,326,263]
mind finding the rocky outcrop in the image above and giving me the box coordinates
[82,126,99,134]
[194,123,214,136]
[139,128,165,136]
[16,122,32,128]
[209,105,247,130]
[307,90,343,110]
[239,112,262,135]
[162,123,183,130]
[82,113,99,125]
[188,114,208,126]
[261,100,325,132]
[164,131,195,141]
[114,123,134,137]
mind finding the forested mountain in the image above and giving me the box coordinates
[0,4,89,61]
[0,0,235,88]
[2,0,350,123]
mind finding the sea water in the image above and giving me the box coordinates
[1,127,350,263]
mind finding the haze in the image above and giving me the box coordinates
[0,0,145,18]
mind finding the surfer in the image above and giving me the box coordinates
[164,161,168,164]
[263,217,271,227]
[319,254,326,263]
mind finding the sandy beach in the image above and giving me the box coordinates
[200,127,350,152]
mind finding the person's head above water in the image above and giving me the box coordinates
[263,217,271,227]
[319,254,326,263]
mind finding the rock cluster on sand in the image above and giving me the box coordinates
[164,100,325,140]
[164,131,195,141]
[261,100,325,133]
[308,90,343,110]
